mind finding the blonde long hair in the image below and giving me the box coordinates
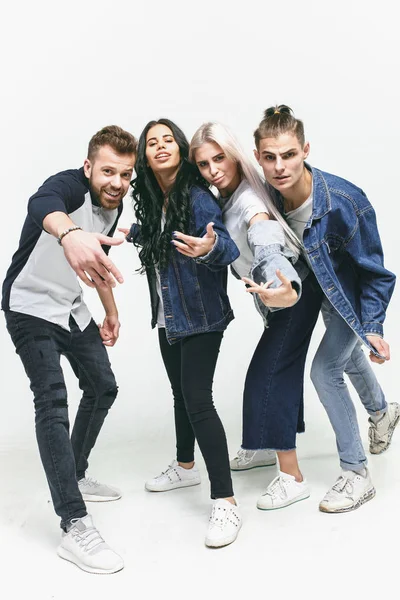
[189,122,301,256]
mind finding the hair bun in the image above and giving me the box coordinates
[263,105,294,119]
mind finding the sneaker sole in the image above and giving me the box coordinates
[257,491,310,511]
[80,493,122,502]
[145,479,201,492]
[205,522,242,548]
[57,546,124,575]
[369,413,400,455]
[319,486,376,514]
[230,459,277,471]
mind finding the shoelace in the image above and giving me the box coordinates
[236,449,254,463]
[154,463,175,480]
[209,504,228,530]
[330,475,354,496]
[263,475,287,499]
[81,477,100,488]
[70,520,105,553]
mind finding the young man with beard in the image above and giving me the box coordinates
[2,125,137,574]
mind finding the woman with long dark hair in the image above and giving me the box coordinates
[123,118,242,547]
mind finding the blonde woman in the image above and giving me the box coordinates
[185,122,322,510]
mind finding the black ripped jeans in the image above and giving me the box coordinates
[5,311,118,530]
[158,329,233,499]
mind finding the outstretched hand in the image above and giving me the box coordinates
[366,335,390,364]
[172,222,216,258]
[61,230,124,289]
[242,269,298,308]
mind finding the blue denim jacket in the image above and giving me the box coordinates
[128,185,240,343]
[246,220,303,325]
[274,166,396,356]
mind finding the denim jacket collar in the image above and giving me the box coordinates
[308,165,331,220]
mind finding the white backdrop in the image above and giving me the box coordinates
[1,0,398,468]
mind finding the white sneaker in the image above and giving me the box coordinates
[257,471,310,510]
[78,477,121,502]
[369,402,400,454]
[145,460,201,492]
[205,499,242,548]
[319,468,376,513]
[230,448,276,471]
[57,515,123,574]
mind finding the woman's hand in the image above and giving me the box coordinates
[172,222,216,258]
[242,269,298,308]
[117,227,130,237]
[366,335,390,364]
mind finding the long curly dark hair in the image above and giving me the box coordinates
[131,118,207,270]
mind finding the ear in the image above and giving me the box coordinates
[83,158,91,178]
[303,142,310,160]
[253,149,261,165]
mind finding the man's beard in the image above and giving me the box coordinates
[90,181,122,210]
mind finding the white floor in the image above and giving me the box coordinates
[1,433,399,600]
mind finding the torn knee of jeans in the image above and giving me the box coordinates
[50,382,68,408]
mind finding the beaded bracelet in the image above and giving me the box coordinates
[57,226,82,245]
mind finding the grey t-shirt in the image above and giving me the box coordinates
[284,189,313,267]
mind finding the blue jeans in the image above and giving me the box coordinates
[310,299,387,471]
[242,272,323,450]
[5,311,118,529]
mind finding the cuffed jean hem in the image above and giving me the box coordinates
[339,458,368,473]
[61,509,88,532]
[366,405,388,416]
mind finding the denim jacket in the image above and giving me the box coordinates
[128,185,239,344]
[245,220,303,325]
[274,166,396,356]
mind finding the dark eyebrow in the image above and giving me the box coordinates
[196,152,224,164]
[262,148,297,156]
[147,134,174,144]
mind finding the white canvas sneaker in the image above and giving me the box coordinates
[319,468,376,513]
[145,460,201,492]
[257,471,310,510]
[369,402,400,454]
[57,515,124,574]
[230,448,276,471]
[78,477,121,502]
[205,499,242,548]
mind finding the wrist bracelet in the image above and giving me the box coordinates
[57,226,82,245]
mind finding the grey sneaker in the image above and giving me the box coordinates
[319,469,375,513]
[369,402,400,455]
[78,477,121,502]
[230,448,276,471]
[57,515,124,574]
